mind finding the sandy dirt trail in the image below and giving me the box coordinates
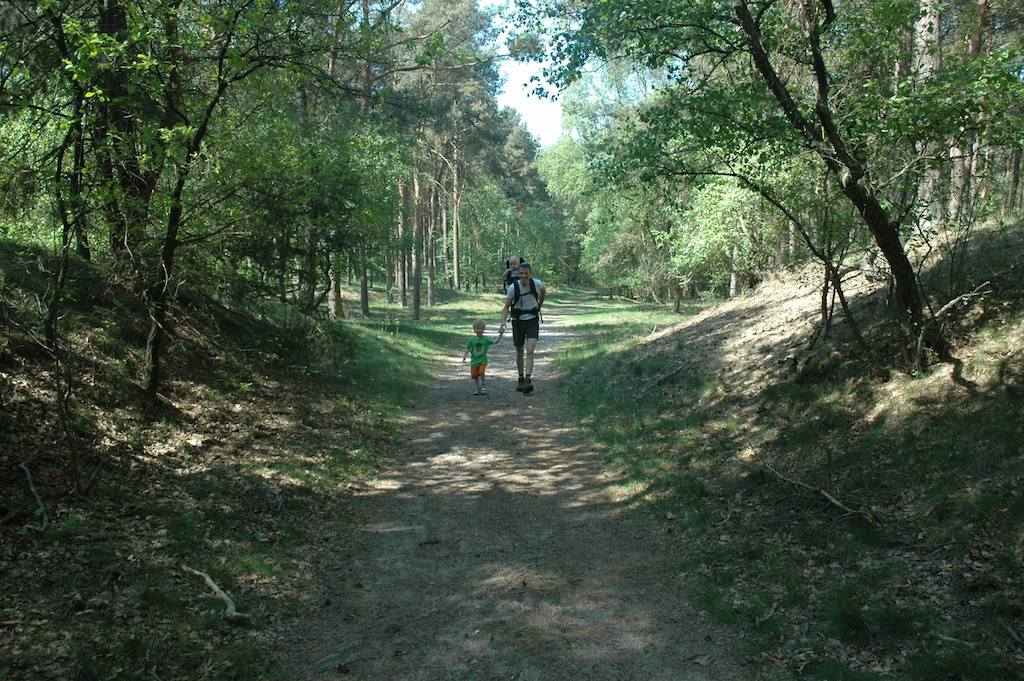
[280,297,750,681]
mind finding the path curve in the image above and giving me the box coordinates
[279,296,750,681]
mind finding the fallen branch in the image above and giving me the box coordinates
[19,462,48,532]
[181,564,250,625]
[763,462,880,525]
[933,281,991,320]
[637,361,692,399]
[755,601,780,625]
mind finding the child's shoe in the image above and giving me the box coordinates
[473,386,482,395]
[479,385,487,394]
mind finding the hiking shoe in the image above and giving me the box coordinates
[523,377,534,394]
[516,377,526,392]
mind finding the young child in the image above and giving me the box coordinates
[462,319,503,395]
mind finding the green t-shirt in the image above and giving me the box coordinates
[466,336,493,366]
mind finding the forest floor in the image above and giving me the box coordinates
[271,299,749,681]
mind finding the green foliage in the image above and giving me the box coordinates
[526,0,1024,344]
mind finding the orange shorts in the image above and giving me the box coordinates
[470,363,487,379]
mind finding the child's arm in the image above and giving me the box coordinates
[493,328,504,345]
[462,341,469,362]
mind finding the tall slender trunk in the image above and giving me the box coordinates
[915,0,945,228]
[360,244,370,316]
[729,243,741,298]
[385,245,394,304]
[329,252,346,319]
[788,219,798,263]
[300,219,317,314]
[46,104,81,346]
[412,170,422,320]
[950,0,988,223]
[69,111,90,261]
[452,143,461,290]
[143,168,187,399]
[427,177,436,307]
[397,182,407,306]
[1007,147,1021,217]
[441,183,450,288]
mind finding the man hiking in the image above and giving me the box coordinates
[499,262,546,394]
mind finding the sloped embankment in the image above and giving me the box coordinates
[560,250,1024,679]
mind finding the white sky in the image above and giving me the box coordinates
[497,59,563,148]
[482,0,563,148]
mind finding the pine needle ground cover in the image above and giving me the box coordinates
[0,240,488,681]
[557,259,1024,680]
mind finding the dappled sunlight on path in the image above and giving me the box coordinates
[278,295,748,681]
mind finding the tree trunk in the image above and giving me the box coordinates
[397,182,407,306]
[788,219,798,263]
[144,170,188,400]
[915,0,945,228]
[329,251,346,319]
[729,243,740,298]
[144,35,225,399]
[412,170,422,320]
[1007,146,1021,217]
[949,0,988,223]
[360,245,370,316]
[385,245,395,304]
[441,185,450,288]
[427,176,436,307]
[452,143,462,290]
[278,230,290,303]
[300,219,317,314]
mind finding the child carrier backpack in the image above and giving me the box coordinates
[510,278,539,319]
[501,256,524,292]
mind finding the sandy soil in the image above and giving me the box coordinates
[276,303,751,681]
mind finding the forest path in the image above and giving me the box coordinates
[277,293,749,681]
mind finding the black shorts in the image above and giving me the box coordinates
[511,317,539,346]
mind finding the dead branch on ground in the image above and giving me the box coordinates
[182,564,251,625]
[933,280,992,320]
[637,361,693,399]
[19,462,48,532]
[763,462,880,525]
